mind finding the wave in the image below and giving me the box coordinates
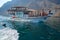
[0,27,19,40]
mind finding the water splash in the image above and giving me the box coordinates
[0,27,19,40]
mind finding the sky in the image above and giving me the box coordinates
[0,0,12,7]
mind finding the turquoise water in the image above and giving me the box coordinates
[0,18,60,40]
[9,21,60,40]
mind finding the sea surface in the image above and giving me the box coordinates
[0,16,60,40]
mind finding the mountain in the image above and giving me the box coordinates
[27,0,60,10]
[0,0,60,15]
[50,0,60,4]
[0,0,33,12]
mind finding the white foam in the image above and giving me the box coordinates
[0,16,11,21]
[0,27,19,40]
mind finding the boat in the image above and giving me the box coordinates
[7,6,49,23]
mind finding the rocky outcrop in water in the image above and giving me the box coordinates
[46,12,60,32]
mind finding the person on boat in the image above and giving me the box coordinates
[47,10,53,17]
[49,10,53,15]
[42,9,48,16]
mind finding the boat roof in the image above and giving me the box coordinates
[7,6,36,12]
[12,6,27,8]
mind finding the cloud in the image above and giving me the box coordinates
[0,0,12,7]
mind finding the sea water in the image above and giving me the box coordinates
[0,16,19,40]
[0,27,19,40]
[0,15,60,40]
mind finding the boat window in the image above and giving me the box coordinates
[10,13,15,15]
[24,12,29,14]
[16,12,24,18]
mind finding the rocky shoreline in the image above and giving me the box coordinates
[45,12,60,32]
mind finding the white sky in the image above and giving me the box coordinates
[0,0,12,7]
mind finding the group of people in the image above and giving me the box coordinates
[41,9,53,16]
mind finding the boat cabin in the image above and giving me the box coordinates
[7,6,49,18]
[7,6,38,18]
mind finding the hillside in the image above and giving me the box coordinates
[0,0,60,15]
